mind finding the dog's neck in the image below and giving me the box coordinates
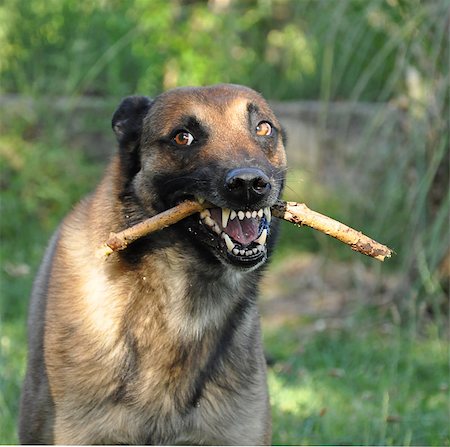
[138,244,259,341]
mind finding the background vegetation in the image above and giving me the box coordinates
[1,0,448,444]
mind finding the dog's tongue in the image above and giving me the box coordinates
[225,218,259,246]
[210,209,259,246]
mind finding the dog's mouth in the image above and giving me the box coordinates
[182,198,272,269]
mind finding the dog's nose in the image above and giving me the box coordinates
[224,168,271,205]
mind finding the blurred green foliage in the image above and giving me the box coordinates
[1,0,447,101]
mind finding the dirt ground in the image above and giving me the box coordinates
[259,253,401,332]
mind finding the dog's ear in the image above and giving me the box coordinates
[112,95,153,177]
[112,95,152,146]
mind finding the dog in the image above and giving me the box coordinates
[18,84,287,445]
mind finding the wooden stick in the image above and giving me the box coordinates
[97,199,393,261]
[96,200,207,258]
[271,201,393,261]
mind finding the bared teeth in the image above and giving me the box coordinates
[222,208,231,228]
[199,205,270,256]
[255,228,267,245]
[226,208,268,221]
[200,209,211,219]
[204,216,215,227]
[201,207,269,224]
[222,233,235,252]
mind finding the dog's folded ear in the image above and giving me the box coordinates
[112,95,153,145]
[112,96,153,177]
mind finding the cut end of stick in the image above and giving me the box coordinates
[350,243,393,262]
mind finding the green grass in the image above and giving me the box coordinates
[265,313,449,445]
[0,321,26,441]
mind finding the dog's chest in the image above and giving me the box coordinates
[47,242,267,443]
[101,375,266,445]
[106,262,264,444]
[117,262,245,398]
[108,328,267,446]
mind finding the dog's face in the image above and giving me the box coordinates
[112,84,287,270]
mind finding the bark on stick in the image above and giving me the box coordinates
[97,199,393,261]
[97,200,206,258]
[271,201,393,261]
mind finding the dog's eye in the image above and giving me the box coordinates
[256,121,272,137]
[174,131,194,146]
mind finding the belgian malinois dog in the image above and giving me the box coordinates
[19,84,287,445]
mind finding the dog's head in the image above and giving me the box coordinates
[112,84,287,271]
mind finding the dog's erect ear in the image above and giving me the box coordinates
[112,96,152,178]
[112,95,152,146]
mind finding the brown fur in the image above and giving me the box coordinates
[19,84,287,445]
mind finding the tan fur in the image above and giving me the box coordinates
[19,85,286,445]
